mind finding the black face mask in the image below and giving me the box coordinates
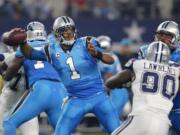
[55,26,75,38]
[155,32,176,49]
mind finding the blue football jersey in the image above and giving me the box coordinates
[48,33,57,45]
[16,40,61,87]
[170,45,180,62]
[47,37,105,98]
[170,45,180,110]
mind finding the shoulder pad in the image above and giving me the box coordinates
[169,61,180,67]
[125,58,136,69]
[138,45,148,59]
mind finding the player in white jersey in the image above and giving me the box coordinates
[106,41,180,135]
[0,46,39,134]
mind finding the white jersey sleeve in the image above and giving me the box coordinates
[3,52,16,67]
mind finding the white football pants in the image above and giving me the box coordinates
[112,115,169,135]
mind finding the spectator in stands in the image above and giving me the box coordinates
[157,0,173,19]
[24,0,52,20]
[116,0,136,20]
[92,0,118,20]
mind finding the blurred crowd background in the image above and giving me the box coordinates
[0,0,180,20]
[0,0,179,135]
[0,0,179,42]
[0,0,179,62]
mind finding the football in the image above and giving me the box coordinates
[2,28,27,46]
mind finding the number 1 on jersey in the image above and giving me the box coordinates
[66,57,80,80]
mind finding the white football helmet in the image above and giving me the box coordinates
[26,21,47,41]
[97,35,111,52]
[146,41,170,64]
[155,21,179,45]
[53,16,76,46]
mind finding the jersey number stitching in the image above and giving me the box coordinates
[141,71,175,99]
[34,61,44,69]
[66,57,80,80]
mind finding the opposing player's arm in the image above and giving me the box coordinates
[0,62,8,74]
[86,36,114,64]
[106,58,135,89]
[0,54,8,75]
[3,57,23,81]
[105,69,133,89]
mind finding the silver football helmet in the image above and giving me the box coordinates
[146,41,170,64]
[97,35,111,52]
[26,21,47,41]
[53,16,76,46]
[155,21,179,45]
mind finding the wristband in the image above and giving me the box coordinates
[19,41,27,46]
[95,51,103,60]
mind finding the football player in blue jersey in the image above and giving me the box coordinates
[14,16,120,134]
[2,21,67,135]
[138,20,180,134]
[48,31,58,45]
[97,35,129,118]
[0,47,39,135]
